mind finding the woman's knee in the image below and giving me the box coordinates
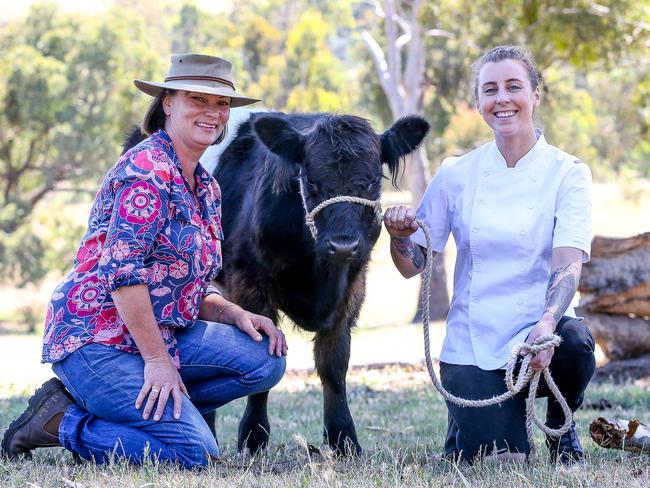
[252,354,286,393]
[556,317,595,361]
[170,417,219,468]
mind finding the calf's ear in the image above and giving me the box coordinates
[254,115,306,163]
[380,116,430,184]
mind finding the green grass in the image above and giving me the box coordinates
[1,365,648,487]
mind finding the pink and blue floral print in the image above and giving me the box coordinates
[42,130,223,368]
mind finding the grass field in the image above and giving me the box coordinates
[1,365,649,487]
[0,183,649,486]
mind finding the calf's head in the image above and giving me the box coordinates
[254,114,429,263]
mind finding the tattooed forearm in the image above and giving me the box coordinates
[544,263,581,325]
[391,237,425,270]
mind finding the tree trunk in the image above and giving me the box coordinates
[363,0,451,323]
[577,309,650,360]
[407,146,449,322]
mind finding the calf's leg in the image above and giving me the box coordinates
[202,411,217,441]
[314,323,361,455]
[237,391,271,453]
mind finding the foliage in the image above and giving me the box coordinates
[350,0,650,165]
[0,2,161,285]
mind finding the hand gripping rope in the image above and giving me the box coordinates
[298,181,573,455]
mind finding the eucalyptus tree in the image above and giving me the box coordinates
[0,2,161,284]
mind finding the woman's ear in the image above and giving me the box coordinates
[533,86,541,107]
[162,93,172,116]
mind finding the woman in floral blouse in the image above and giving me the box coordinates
[2,54,287,468]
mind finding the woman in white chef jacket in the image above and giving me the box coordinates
[385,46,595,464]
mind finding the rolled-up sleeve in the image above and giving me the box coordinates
[203,284,222,299]
[553,161,592,261]
[411,158,453,253]
[99,173,171,291]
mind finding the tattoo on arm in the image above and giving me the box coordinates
[544,263,580,325]
[391,237,425,270]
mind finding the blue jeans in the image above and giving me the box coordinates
[52,320,286,468]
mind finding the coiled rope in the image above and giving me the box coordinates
[298,185,573,454]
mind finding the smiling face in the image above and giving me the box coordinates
[477,59,540,141]
[163,91,231,151]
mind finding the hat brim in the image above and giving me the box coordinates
[134,80,261,108]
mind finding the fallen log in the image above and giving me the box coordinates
[577,309,650,360]
[579,237,650,315]
[589,417,650,454]
[592,355,650,384]
[591,232,650,257]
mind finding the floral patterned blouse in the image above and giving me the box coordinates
[42,130,223,368]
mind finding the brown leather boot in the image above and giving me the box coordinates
[1,378,74,460]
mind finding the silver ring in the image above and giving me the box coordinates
[151,389,160,394]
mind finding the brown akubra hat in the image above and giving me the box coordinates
[134,53,260,108]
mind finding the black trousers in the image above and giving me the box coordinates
[440,316,595,461]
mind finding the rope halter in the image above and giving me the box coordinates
[297,173,383,240]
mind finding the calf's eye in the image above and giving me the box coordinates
[366,175,382,192]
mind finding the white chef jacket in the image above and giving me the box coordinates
[411,133,592,370]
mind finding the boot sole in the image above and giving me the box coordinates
[1,378,64,459]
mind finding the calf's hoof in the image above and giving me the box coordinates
[324,426,362,456]
[237,419,270,454]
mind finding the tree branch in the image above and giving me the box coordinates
[361,30,403,117]
[424,28,454,38]
[403,0,425,113]
[383,0,402,99]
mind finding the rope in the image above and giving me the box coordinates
[301,190,574,455]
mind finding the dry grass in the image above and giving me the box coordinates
[1,364,649,487]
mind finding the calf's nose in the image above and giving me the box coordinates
[326,238,360,259]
